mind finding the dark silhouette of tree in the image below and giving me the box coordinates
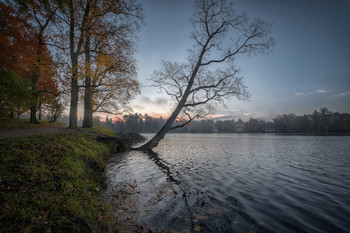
[52,0,142,128]
[188,120,216,133]
[247,118,260,132]
[46,98,64,123]
[81,0,143,128]
[98,108,349,134]
[65,0,92,128]
[273,108,350,133]
[137,0,274,150]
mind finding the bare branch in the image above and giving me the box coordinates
[136,0,273,150]
[37,89,61,97]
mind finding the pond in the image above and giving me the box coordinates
[103,134,350,233]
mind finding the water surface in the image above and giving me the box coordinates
[104,134,350,232]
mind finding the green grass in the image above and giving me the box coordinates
[76,125,117,137]
[0,118,66,129]
[0,133,117,232]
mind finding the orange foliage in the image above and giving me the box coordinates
[0,3,35,78]
[0,3,59,101]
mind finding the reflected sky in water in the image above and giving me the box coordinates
[104,134,350,232]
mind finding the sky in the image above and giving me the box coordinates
[129,0,350,121]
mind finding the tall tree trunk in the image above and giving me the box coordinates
[30,102,38,123]
[30,69,39,123]
[69,68,79,128]
[68,0,78,128]
[83,36,92,128]
[30,71,39,124]
[82,84,92,128]
[30,29,45,124]
[68,0,91,128]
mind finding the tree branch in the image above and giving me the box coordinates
[37,89,61,97]
[170,113,199,130]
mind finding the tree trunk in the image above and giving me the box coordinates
[136,45,207,151]
[30,103,38,123]
[38,100,42,120]
[29,72,39,123]
[68,0,91,128]
[30,29,44,124]
[68,55,79,127]
[83,36,93,128]
[68,0,78,128]
[135,103,185,151]
[82,81,92,128]
[136,70,199,150]
[69,75,79,128]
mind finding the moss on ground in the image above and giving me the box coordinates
[76,125,117,137]
[0,132,119,232]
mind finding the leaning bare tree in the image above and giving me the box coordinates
[137,0,274,151]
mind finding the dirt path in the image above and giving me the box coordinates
[0,126,78,139]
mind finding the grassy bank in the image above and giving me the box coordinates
[0,128,129,232]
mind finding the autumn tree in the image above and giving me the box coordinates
[83,50,140,127]
[36,66,60,119]
[137,0,274,150]
[23,1,60,123]
[0,3,33,76]
[0,2,40,118]
[1,1,60,122]
[80,0,143,128]
[55,0,91,128]
[54,0,142,128]
[17,0,58,123]
[48,0,93,127]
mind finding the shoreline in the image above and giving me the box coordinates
[0,125,143,232]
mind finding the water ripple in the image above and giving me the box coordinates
[104,134,350,233]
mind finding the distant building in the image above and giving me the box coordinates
[235,119,245,132]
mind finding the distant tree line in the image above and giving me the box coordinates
[273,107,350,133]
[93,114,275,133]
[89,108,350,134]
[94,114,166,133]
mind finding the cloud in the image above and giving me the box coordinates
[132,104,145,110]
[335,91,350,97]
[131,95,173,116]
[208,114,235,121]
[154,97,169,105]
[141,96,152,102]
[243,113,257,117]
[294,88,328,96]
[316,88,328,94]
[140,96,169,106]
